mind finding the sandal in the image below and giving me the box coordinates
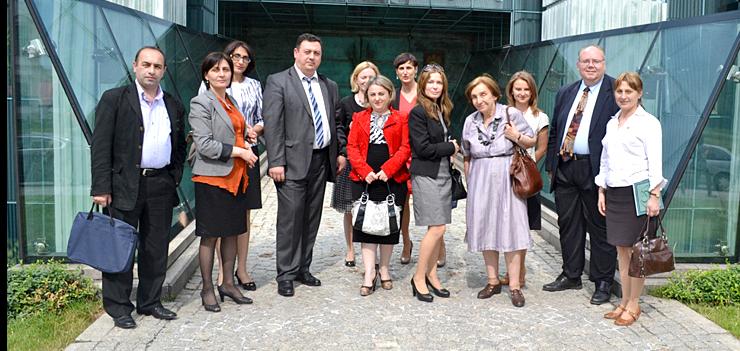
[614,308,641,326]
[604,305,626,319]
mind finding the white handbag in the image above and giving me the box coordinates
[351,183,401,236]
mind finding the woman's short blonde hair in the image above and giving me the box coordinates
[363,75,396,109]
[350,61,380,93]
[465,74,501,104]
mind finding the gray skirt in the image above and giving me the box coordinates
[412,158,452,226]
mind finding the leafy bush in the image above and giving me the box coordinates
[652,264,740,306]
[7,260,99,320]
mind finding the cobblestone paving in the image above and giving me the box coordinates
[68,178,740,350]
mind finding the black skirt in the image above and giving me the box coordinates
[605,186,657,246]
[527,194,542,230]
[194,180,248,237]
[244,145,263,210]
[351,144,407,245]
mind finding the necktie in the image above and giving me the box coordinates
[303,77,325,148]
[560,86,590,161]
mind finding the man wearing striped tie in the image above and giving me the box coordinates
[263,33,344,297]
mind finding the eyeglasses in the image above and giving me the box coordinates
[231,54,251,64]
[422,63,444,73]
[579,59,604,66]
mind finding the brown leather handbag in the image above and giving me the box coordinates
[505,108,543,199]
[628,216,675,278]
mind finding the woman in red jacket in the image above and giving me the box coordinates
[347,75,411,296]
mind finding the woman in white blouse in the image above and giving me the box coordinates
[503,71,549,287]
[595,72,665,327]
[198,40,263,291]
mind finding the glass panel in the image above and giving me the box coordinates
[603,29,656,77]
[664,52,740,258]
[33,0,130,129]
[522,42,557,89]
[498,47,530,103]
[17,0,91,258]
[641,20,739,182]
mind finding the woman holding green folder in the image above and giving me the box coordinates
[594,72,665,327]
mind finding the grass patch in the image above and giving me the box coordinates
[651,264,739,337]
[7,298,103,351]
[687,304,740,338]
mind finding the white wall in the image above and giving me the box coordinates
[542,0,668,40]
[106,0,187,26]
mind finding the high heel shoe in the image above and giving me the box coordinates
[218,286,253,304]
[425,276,450,298]
[411,278,433,302]
[200,290,221,312]
[400,242,413,265]
[360,274,378,296]
[235,274,257,291]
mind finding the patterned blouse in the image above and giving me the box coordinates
[369,111,390,144]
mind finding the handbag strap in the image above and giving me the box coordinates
[88,202,115,226]
[504,107,527,155]
[639,215,667,244]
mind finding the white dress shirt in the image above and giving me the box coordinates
[522,107,549,161]
[594,106,666,191]
[135,80,171,169]
[294,64,331,149]
[560,78,603,154]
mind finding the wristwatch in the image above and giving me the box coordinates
[650,192,661,198]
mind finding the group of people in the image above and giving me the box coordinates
[90,34,663,330]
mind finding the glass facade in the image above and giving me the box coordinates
[450,11,740,260]
[7,0,230,262]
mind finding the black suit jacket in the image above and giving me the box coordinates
[90,82,187,210]
[408,105,456,178]
[546,75,619,192]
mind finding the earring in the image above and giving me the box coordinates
[396,76,399,80]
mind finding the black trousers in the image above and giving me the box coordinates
[554,159,616,283]
[275,149,328,282]
[102,173,175,318]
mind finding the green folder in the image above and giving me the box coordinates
[632,179,664,216]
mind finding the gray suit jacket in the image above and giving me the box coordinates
[188,90,247,177]
[263,66,341,182]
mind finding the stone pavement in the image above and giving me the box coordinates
[68,178,739,350]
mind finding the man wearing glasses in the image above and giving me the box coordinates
[544,45,619,305]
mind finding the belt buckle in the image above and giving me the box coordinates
[142,169,151,176]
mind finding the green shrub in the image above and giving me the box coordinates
[652,264,740,306]
[7,259,99,320]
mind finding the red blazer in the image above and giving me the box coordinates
[347,108,411,183]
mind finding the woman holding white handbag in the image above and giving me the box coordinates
[347,75,411,296]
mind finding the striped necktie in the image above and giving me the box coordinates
[303,77,325,148]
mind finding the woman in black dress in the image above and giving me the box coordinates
[347,75,411,296]
[334,61,379,267]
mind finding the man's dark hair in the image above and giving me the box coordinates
[200,52,233,90]
[134,46,166,63]
[295,33,322,49]
[224,40,256,74]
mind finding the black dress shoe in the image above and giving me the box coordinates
[542,273,583,292]
[113,315,137,329]
[296,272,321,286]
[590,281,613,305]
[411,278,433,303]
[277,280,294,297]
[218,286,253,304]
[236,274,257,291]
[137,305,177,320]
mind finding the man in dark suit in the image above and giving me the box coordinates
[90,46,186,328]
[543,45,619,305]
[263,33,344,297]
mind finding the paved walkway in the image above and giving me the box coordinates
[68,178,739,350]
